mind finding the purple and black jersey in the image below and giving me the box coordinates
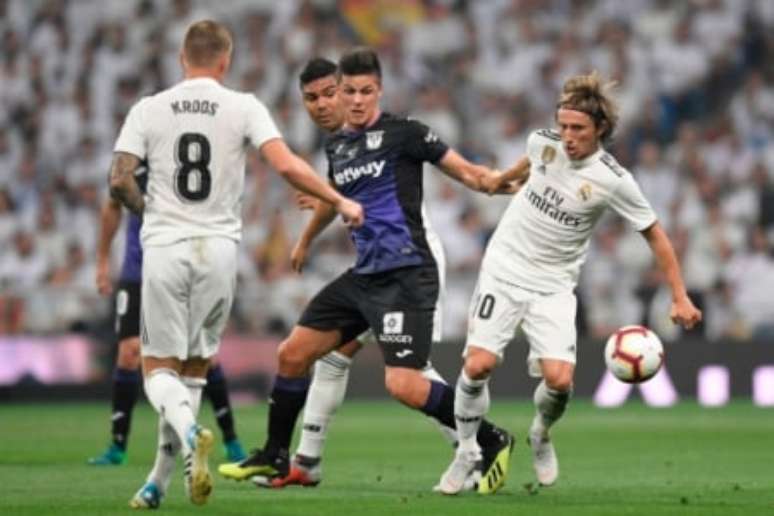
[119,167,148,282]
[325,113,449,274]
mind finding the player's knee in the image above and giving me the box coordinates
[278,338,313,376]
[544,373,573,393]
[384,369,424,407]
[463,347,497,380]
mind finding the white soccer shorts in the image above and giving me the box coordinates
[140,237,237,360]
[464,268,577,377]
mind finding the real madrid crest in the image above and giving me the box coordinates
[539,145,556,174]
[541,145,556,164]
[366,130,384,150]
[578,182,592,201]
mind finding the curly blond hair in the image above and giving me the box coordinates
[557,72,619,141]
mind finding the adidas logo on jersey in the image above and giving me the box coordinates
[333,159,386,186]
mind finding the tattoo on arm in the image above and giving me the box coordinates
[109,152,144,215]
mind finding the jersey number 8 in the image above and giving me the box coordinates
[175,132,212,201]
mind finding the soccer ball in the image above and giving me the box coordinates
[604,325,664,383]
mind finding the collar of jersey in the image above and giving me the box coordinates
[180,77,219,87]
[568,146,604,169]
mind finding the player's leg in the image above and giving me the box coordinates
[219,325,344,481]
[89,282,142,466]
[437,270,524,494]
[265,336,363,488]
[130,360,208,509]
[220,270,368,482]
[204,357,246,461]
[522,290,578,487]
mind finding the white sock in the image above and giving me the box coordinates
[147,418,180,493]
[296,351,351,460]
[181,376,206,417]
[144,368,197,456]
[455,371,489,454]
[144,377,205,492]
[532,380,571,436]
[421,362,457,446]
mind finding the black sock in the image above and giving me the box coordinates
[205,364,237,442]
[420,381,456,429]
[265,375,310,453]
[111,368,140,450]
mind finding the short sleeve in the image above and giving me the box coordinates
[403,119,449,164]
[526,129,560,163]
[245,94,282,149]
[114,99,148,158]
[609,174,658,231]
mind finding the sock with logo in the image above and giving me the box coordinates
[455,371,490,454]
[146,418,180,494]
[204,364,237,442]
[111,367,141,450]
[296,352,351,459]
[265,375,310,454]
[532,380,571,435]
[143,368,197,456]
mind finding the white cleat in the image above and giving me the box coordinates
[185,426,214,505]
[529,428,558,486]
[435,449,481,495]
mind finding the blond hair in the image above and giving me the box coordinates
[557,72,619,141]
[182,20,233,68]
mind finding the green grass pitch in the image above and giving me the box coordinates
[1,400,772,515]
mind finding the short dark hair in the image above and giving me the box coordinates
[338,47,381,80]
[299,57,338,89]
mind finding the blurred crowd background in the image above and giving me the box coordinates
[1,0,773,345]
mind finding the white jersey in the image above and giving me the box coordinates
[483,129,657,293]
[114,77,281,247]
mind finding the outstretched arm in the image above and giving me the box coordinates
[109,152,144,215]
[481,156,530,194]
[437,149,519,194]
[96,197,123,296]
[641,222,702,329]
[260,139,363,227]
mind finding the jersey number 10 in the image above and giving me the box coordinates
[175,132,212,201]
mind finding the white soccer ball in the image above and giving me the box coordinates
[604,325,664,383]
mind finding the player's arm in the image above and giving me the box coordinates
[259,139,363,227]
[291,195,338,273]
[109,152,144,216]
[482,156,530,194]
[95,197,123,296]
[640,222,702,329]
[436,149,519,195]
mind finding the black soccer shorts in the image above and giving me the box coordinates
[298,265,440,369]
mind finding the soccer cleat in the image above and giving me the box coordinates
[253,455,321,488]
[224,438,247,462]
[184,425,214,505]
[87,443,126,465]
[218,447,289,481]
[478,428,514,494]
[529,428,558,486]
[436,448,481,495]
[128,482,162,509]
